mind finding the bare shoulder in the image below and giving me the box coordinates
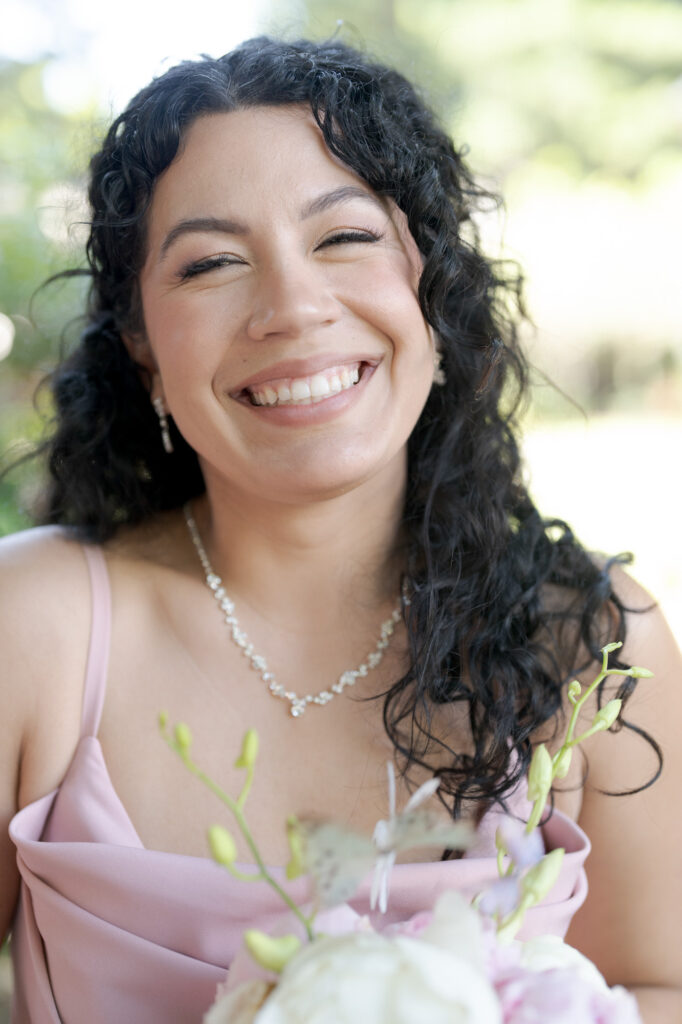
[564,564,682,989]
[0,521,88,570]
[0,524,93,669]
[540,560,678,811]
[0,526,98,939]
[591,561,680,783]
[558,560,679,783]
[0,526,95,797]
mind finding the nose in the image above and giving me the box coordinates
[246,258,342,341]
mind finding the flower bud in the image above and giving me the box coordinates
[591,698,622,732]
[208,824,237,867]
[174,722,192,751]
[158,710,168,730]
[235,729,259,769]
[521,848,565,904]
[527,744,552,803]
[244,930,301,973]
[567,680,581,703]
[553,747,572,779]
[285,816,305,880]
[601,641,622,655]
[628,666,654,678]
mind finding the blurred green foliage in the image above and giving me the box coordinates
[0,60,94,365]
[0,58,94,533]
[292,0,682,175]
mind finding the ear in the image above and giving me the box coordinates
[122,329,157,372]
[121,330,163,400]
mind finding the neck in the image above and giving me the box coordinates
[191,462,407,632]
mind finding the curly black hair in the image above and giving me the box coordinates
[32,37,656,817]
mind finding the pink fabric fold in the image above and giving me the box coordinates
[7,546,591,1022]
[10,739,590,1024]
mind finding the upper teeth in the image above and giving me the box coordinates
[248,364,361,406]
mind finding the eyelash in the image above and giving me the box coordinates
[178,254,243,280]
[177,228,383,280]
[316,228,383,248]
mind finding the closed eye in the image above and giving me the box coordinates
[177,254,246,280]
[316,229,383,249]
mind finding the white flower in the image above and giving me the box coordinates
[418,890,490,972]
[203,979,272,1024]
[252,931,502,1024]
[518,934,609,987]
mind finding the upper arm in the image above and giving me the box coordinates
[564,569,682,990]
[0,548,29,943]
[0,528,91,943]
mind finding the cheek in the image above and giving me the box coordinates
[142,294,229,381]
[348,256,427,348]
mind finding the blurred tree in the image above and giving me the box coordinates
[0,57,94,532]
[0,58,93,367]
[290,0,682,178]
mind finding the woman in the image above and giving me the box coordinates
[1,36,680,1022]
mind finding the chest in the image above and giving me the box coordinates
[97,605,462,863]
[91,561,581,864]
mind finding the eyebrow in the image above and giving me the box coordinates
[300,184,384,219]
[158,185,384,261]
[159,217,247,261]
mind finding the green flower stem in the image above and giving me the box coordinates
[237,763,255,812]
[524,795,546,836]
[161,729,315,941]
[563,667,625,750]
[496,893,534,944]
[223,863,269,883]
[570,723,608,747]
[490,643,650,939]
[525,647,635,836]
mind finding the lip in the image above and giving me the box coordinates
[230,353,381,395]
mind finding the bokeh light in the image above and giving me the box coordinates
[0,313,16,361]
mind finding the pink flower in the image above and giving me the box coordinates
[494,937,642,1024]
[383,910,433,940]
[496,967,641,1023]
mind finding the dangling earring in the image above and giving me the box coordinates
[152,396,174,454]
[433,348,446,386]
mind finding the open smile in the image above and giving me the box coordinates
[232,359,376,409]
[248,363,362,406]
[229,359,378,425]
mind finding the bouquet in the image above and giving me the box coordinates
[161,643,647,1023]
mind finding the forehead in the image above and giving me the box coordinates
[147,105,373,231]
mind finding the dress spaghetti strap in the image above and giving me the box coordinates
[80,545,112,738]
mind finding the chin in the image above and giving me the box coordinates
[252,447,405,507]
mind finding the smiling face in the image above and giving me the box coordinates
[136,105,437,507]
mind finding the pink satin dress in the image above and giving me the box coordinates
[9,546,590,1023]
